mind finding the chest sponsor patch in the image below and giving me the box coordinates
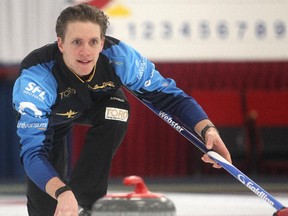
[105,107,128,122]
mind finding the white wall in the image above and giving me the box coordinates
[0,0,69,64]
[106,0,288,61]
[0,0,287,64]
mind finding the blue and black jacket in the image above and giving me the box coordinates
[13,36,208,191]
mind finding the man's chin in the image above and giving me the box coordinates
[76,67,95,78]
[77,67,94,76]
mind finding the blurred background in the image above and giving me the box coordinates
[0,0,288,195]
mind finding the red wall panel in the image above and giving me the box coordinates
[1,61,288,179]
[191,90,244,126]
[68,61,288,177]
[246,90,288,126]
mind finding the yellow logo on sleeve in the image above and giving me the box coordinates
[56,110,78,118]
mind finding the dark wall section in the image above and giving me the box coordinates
[0,76,25,181]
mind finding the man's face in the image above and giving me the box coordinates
[57,21,104,77]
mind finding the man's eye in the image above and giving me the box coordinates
[90,39,98,45]
[72,40,81,45]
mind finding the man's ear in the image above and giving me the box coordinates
[57,37,64,53]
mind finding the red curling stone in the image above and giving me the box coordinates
[92,175,176,216]
[274,207,288,216]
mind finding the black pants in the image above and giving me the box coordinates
[27,89,130,216]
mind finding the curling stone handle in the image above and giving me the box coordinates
[123,176,149,194]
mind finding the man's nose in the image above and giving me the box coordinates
[80,43,91,55]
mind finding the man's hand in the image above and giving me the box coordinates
[45,177,79,216]
[54,190,78,216]
[194,120,232,168]
[201,126,232,168]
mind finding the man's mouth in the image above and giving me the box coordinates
[77,60,92,64]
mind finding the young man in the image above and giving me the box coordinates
[13,3,231,216]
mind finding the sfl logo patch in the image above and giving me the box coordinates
[105,107,128,122]
[24,82,46,101]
